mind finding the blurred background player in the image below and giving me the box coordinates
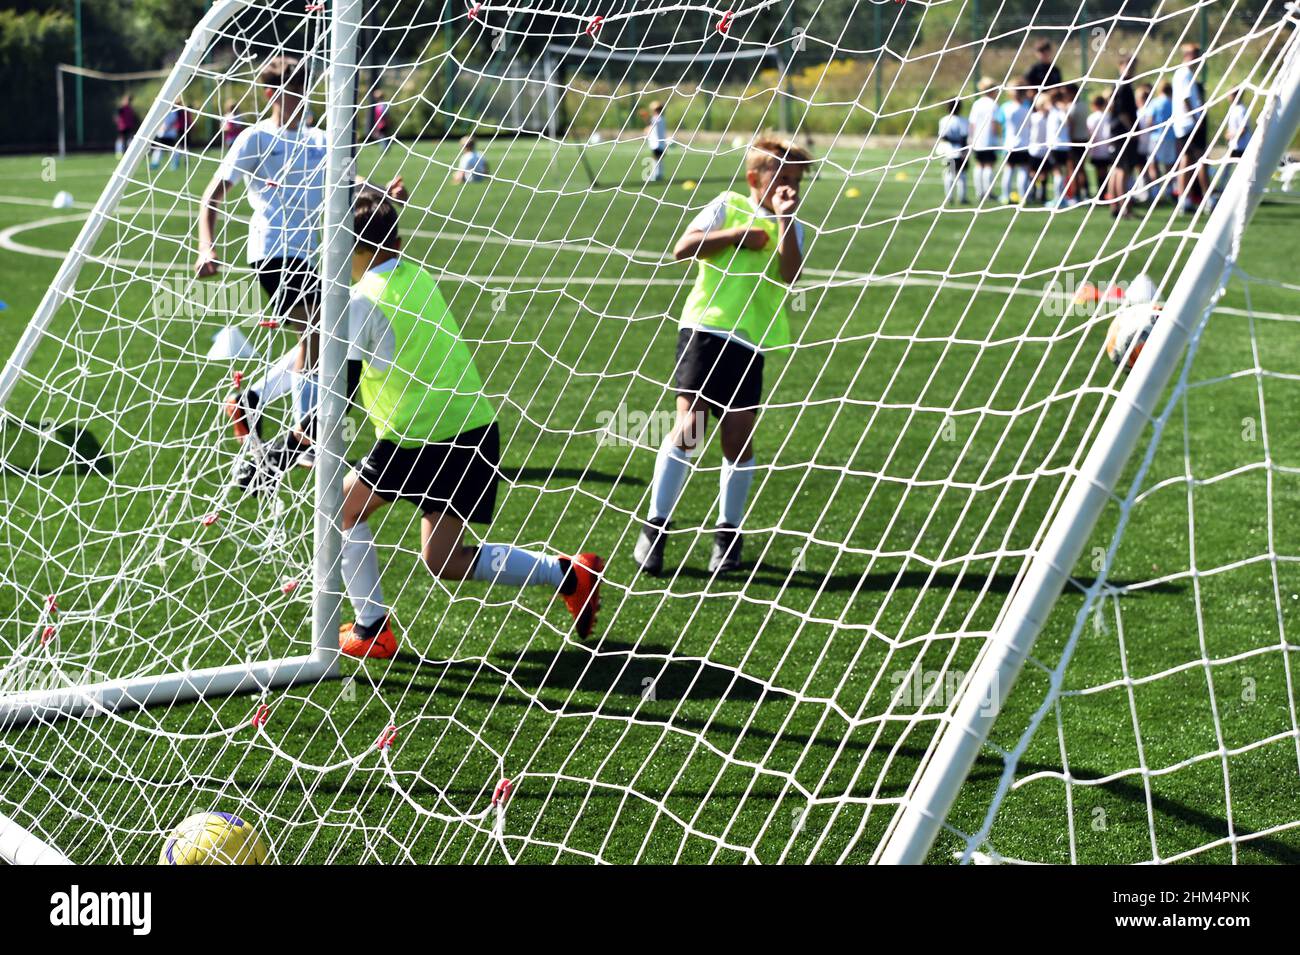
[1047,87,1076,207]
[1139,81,1177,203]
[1065,82,1091,199]
[937,98,970,204]
[1226,85,1253,160]
[1000,82,1033,202]
[968,78,1002,201]
[633,136,810,576]
[221,100,245,148]
[367,89,392,154]
[646,101,668,182]
[336,191,604,658]
[114,94,139,156]
[452,135,489,184]
[150,98,189,170]
[1087,93,1115,201]
[1173,42,1210,212]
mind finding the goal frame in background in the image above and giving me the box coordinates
[0,0,360,862]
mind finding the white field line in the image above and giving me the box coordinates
[0,197,1296,323]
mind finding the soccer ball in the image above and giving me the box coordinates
[159,811,269,865]
[1104,303,1162,373]
[52,191,74,209]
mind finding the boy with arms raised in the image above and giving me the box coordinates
[337,191,604,658]
[633,136,810,576]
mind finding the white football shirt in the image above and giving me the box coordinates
[1172,64,1204,137]
[218,118,327,264]
[968,95,1000,150]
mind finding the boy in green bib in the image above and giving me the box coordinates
[634,136,812,575]
[336,191,604,659]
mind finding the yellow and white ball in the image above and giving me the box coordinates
[159,811,268,865]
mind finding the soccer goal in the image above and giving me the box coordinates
[1,0,1299,865]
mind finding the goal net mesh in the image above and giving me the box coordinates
[0,0,1297,864]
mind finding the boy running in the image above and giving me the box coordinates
[633,136,810,576]
[196,55,403,485]
[338,191,604,658]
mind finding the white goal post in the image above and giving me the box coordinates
[878,28,1300,864]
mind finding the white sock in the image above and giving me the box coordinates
[943,167,955,199]
[341,522,387,627]
[957,170,968,202]
[719,457,756,527]
[293,372,318,427]
[472,545,564,589]
[1002,164,1013,197]
[649,442,693,523]
[251,348,297,404]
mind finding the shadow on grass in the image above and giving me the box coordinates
[665,563,1186,596]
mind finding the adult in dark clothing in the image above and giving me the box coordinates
[1024,40,1063,92]
[1107,53,1141,217]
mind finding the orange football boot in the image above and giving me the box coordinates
[339,617,399,659]
[561,553,604,639]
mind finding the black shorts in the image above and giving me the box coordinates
[674,328,764,411]
[1176,121,1208,156]
[973,149,997,165]
[652,147,665,159]
[355,422,500,523]
[254,256,321,322]
[1008,149,1032,168]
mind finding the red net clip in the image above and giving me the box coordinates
[468,3,481,20]
[717,10,734,33]
[41,625,56,646]
[45,595,58,615]
[491,777,513,807]
[201,512,220,526]
[232,370,243,388]
[305,2,325,10]
[585,15,603,36]
[258,319,280,329]
[377,725,399,749]
[251,703,270,728]
[281,578,300,595]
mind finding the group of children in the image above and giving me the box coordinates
[937,43,1251,216]
[195,57,807,660]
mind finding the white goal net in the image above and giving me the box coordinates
[1,0,1298,865]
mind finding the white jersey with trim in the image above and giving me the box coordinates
[218,118,327,264]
